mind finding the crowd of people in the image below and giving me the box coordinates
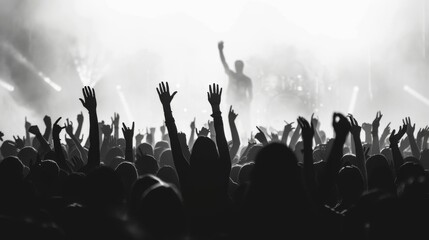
[1,57,429,239]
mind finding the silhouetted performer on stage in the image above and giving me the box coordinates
[218,41,252,133]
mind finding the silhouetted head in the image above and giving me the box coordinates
[128,174,162,217]
[135,154,159,175]
[104,147,124,167]
[115,162,138,196]
[137,143,154,157]
[159,149,174,168]
[395,161,428,198]
[235,60,244,73]
[341,154,357,168]
[0,140,18,158]
[420,149,429,170]
[62,172,86,204]
[17,146,37,167]
[238,162,254,185]
[337,165,364,202]
[0,156,24,182]
[189,136,218,172]
[230,164,241,183]
[110,156,125,170]
[366,154,395,194]
[137,183,186,237]
[251,143,301,191]
[246,144,263,163]
[157,166,180,190]
[84,166,124,208]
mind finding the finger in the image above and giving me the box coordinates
[386,122,391,128]
[220,87,223,96]
[132,122,135,131]
[166,82,170,94]
[122,123,127,130]
[256,126,263,133]
[79,98,85,106]
[209,84,212,95]
[156,87,161,96]
[171,91,177,99]
[230,105,232,112]
[54,117,62,125]
[92,88,96,98]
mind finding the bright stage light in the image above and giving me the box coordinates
[404,85,429,106]
[38,72,62,92]
[0,79,14,92]
[117,85,134,122]
[347,86,359,114]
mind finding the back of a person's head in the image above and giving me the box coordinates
[420,149,429,170]
[251,142,300,188]
[157,166,180,189]
[84,166,124,208]
[128,174,162,216]
[110,156,125,170]
[137,183,186,237]
[235,60,244,73]
[366,154,395,193]
[337,165,364,201]
[39,159,60,184]
[104,147,124,167]
[135,154,159,176]
[62,172,86,204]
[17,146,37,167]
[395,161,428,198]
[0,156,24,182]
[0,140,18,158]
[154,140,169,151]
[189,136,218,171]
[137,143,154,157]
[246,144,263,163]
[115,162,138,196]
[341,154,357,168]
[230,164,241,183]
[159,149,174,168]
[238,162,254,185]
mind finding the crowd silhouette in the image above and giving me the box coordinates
[0,42,429,240]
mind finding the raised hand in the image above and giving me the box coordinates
[255,126,268,145]
[229,105,238,122]
[122,122,135,142]
[382,122,391,137]
[218,41,224,51]
[52,117,65,137]
[77,111,84,124]
[25,117,31,131]
[207,83,222,108]
[190,117,196,130]
[178,132,187,146]
[28,125,41,135]
[102,124,113,137]
[389,123,407,146]
[348,114,361,137]
[43,115,52,128]
[160,123,166,135]
[79,86,97,112]
[332,112,350,140]
[111,112,120,128]
[157,82,177,106]
[311,115,320,130]
[297,116,314,142]
[13,136,25,149]
[362,123,372,133]
[135,131,144,144]
[196,127,210,137]
[64,119,74,136]
[372,111,383,130]
[284,121,295,133]
[403,117,415,136]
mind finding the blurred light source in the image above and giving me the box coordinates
[38,72,62,92]
[0,79,14,92]
[347,86,359,114]
[404,85,429,106]
[117,85,134,121]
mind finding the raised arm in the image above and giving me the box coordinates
[228,105,241,160]
[371,111,382,155]
[52,117,71,173]
[112,112,120,141]
[297,116,316,196]
[28,125,51,157]
[65,119,87,164]
[218,41,232,74]
[311,114,323,146]
[208,83,231,176]
[74,111,84,141]
[404,117,420,159]
[319,113,350,204]
[79,86,100,173]
[188,118,196,150]
[42,115,52,144]
[289,122,302,150]
[25,117,32,146]
[122,122,134,162]
[379,122,391,150]
[389,123,407,174]
[157,82,190,180]
[281,121,294,146]
[349,115,367,189]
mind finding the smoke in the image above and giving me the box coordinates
[0,0,427,141]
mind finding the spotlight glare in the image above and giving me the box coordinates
[347,86,359,114]
[0,80,14,92]
[404,85,429,106]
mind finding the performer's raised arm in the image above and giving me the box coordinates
[218,41,232,74]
